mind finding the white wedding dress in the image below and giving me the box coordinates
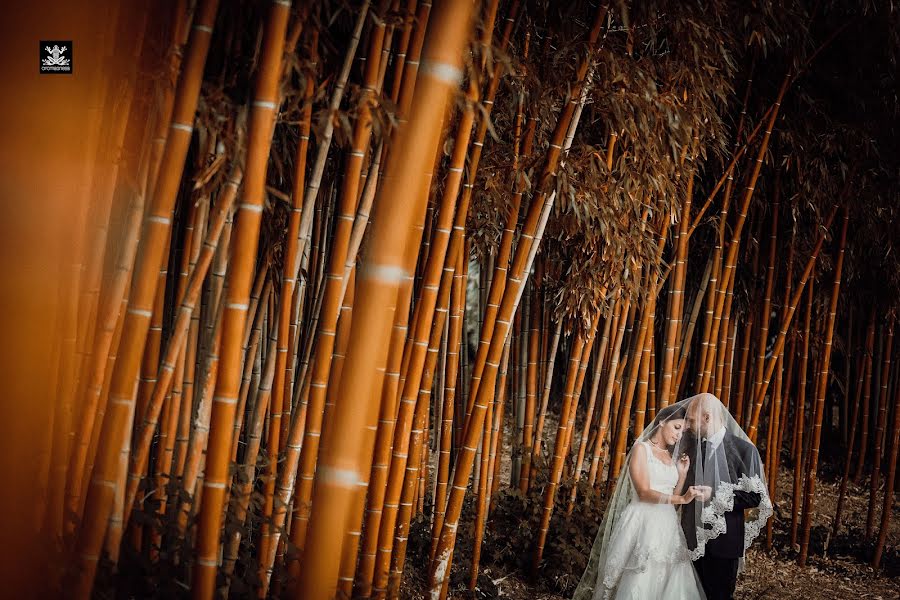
[595,440,704,599]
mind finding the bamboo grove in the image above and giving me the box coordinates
[10,0,900,598]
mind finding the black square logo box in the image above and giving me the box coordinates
[40,40,73,74]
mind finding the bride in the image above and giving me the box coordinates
[572,401,708,600]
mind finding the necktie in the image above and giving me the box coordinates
[701,439,708,464]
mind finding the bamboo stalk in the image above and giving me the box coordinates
[790,280,813,547]
[798,206,849,566]
[293,2,473,595]
[567,314,613,510]
[748,204,840,440]
[873,344,900,567]
[588,298,630,487]
[192,2,290,595]
[833,316,872,537]
[866,314,894,539]
[72,3,221,595]
[534,314,599,568]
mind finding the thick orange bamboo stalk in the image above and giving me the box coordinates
[293,2,473,595]
[370,71,483,599]
[428,188,556,598]
[72,2,220,595]
[273,5,390,584]
[192,2,290,596]
[660,166,693,408]
[520,260,542,491]
[122,172,240,520]
[635,309,654,437]
[430,247,465,563]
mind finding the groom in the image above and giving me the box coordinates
[680,393,763,600]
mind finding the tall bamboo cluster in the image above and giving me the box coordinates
[9,0,900,599]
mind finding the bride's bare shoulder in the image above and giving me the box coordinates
[631,440,648,455]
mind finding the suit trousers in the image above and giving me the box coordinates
[693,554,739,600]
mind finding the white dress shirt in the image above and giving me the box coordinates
[704,425,726,452]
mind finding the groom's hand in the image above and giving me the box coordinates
[691,485,713,502]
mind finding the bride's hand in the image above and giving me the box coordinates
[676,452,690,476]
[677,487,701,504]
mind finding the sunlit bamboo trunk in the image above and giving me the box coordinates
[531,320,563,483]
[191,2,290,596]
[588,298,629,487]
[533,325,587,563]
[430,248,466,562]
[294,1,473,595]
[567,314,613,510]
[72,3,221,595]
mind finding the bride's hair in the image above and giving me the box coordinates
[654,403,687,424]
[645,403,688,451]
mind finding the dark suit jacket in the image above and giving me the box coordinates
[680,431,762,559]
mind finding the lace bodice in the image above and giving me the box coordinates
[640,440,679,495]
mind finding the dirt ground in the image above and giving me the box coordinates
[400,409,899,599]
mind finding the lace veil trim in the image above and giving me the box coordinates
[687,474,773,563]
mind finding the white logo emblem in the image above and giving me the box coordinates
[42,45,70,67]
